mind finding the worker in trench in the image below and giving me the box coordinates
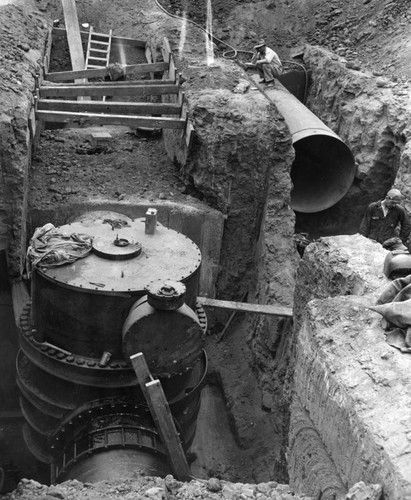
[238,40,283,86]
[362,189,411,350]
[359,188,411,250]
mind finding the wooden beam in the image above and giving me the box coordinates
[52,27,146,48]
[36,110,186,129]
[43,79,176,87]
[44,62,169,82]
[197,296,293,317]
[61,0,86,76]
[39,84,180,98]
[130,353,191,481]
[37,99,182,115]
[185,120,195,148]
[162,37,171,67]
[42,27,53,77]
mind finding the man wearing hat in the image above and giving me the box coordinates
[359,188,411,247]
[241,40,283,84]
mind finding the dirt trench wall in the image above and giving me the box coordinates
[295,45,411,240]
[163,57,297,299]
[0,2,49,277]
[289,234,411,499]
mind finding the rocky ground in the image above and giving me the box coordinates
[1,475,381,499]
[1,0,410,499]
[30,127,189,209]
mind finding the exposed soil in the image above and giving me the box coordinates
[22,0,411,215]
[30,127,190,209]
[1,0,411,498]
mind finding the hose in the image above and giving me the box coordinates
[153,0,251,59]
[153,0,309,102]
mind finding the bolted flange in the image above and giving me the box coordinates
[146,280,186,310]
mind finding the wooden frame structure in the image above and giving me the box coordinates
[34,33,194,145]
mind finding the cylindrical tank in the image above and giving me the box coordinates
[18,211,208,483]
[123,280,204,377]
[269,82,356,213]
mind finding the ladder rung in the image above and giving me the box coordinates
[88,56,108,61]
[92,32,110,38]
[89,48,109,53]
[91,40,109,46]
[87,64,104,68]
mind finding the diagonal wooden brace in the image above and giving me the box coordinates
[130,352,191,481]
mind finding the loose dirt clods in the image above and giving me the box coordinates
[1,0,411,499]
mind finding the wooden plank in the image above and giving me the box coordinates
[197,296,293,317]
[38,99,182,115]
[61,0,86,75]
[11,280,30,327]
[162,37,171,66]
[185,120,195,148]
[130,352,191,481]
[52,27,146,48]
[39,84,180,98]
[42,27,53,77]
[36,110,186,129]
[44,63,169,81]
[44,79,176,87]
[217,291,248,343]
[169,56,176,82]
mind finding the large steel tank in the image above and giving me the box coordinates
[17,210,208,482]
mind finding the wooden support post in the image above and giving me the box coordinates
[130,352,191,481]
[61,0,87,100]
[61,0,86,74]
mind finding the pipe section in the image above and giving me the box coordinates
[270,82,356,213]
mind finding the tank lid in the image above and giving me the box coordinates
[37,212,202,294]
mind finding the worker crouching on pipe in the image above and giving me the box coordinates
[239,39,283,86]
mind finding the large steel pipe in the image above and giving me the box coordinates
[271,82,356,213]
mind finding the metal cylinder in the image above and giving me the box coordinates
[58,449,169,483]
[270,82,356,213]
[31,212,202,360]
[18,211,208,482]
[122,296,204,377]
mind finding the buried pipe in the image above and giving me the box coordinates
[269,82,356,213]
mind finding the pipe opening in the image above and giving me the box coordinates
[291,133,356,213]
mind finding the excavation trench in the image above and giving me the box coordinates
[1,1,411,499]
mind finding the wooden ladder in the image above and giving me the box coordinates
[85,27,112,100]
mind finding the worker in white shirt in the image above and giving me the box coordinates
[241,40,283,84]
